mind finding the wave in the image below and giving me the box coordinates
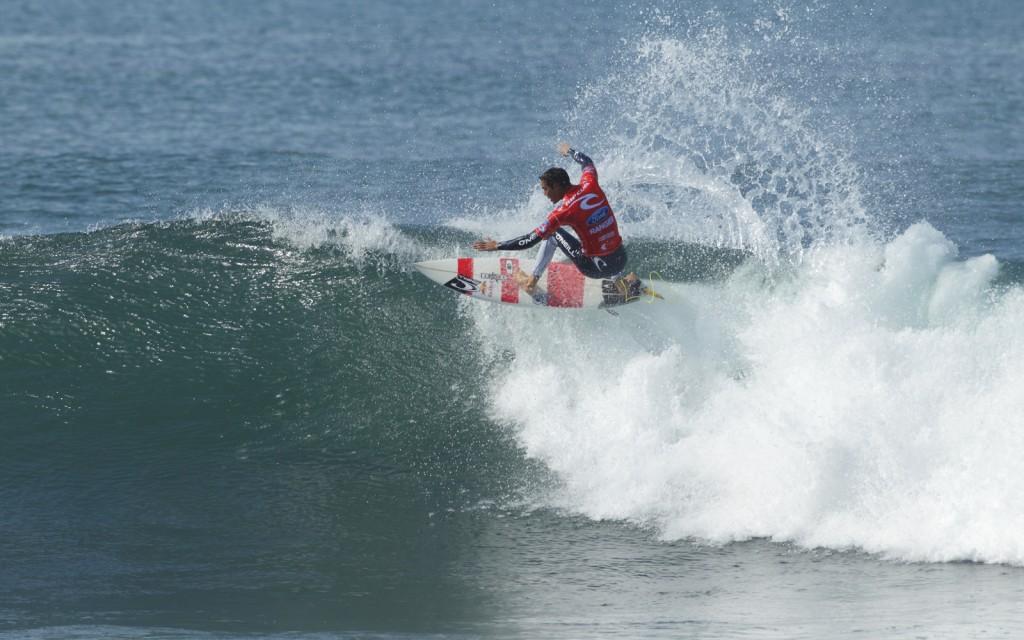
[4,206,1023,566]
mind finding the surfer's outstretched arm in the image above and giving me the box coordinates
[472,231,543,252]
[471,231,552,294]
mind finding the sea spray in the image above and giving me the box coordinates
[565,29,871,263]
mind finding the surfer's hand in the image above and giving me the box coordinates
[473,238,498,251]
[557,142,571,157]
[525,275,539,293]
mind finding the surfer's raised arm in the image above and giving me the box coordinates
[560,142,595,172]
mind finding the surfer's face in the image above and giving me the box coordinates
[540,179,566,203]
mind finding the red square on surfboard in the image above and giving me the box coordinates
[546,262,584,307]
[499,258,519,303]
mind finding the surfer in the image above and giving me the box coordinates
[472,143,638,295]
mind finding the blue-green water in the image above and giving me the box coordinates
[3,2,1024,638]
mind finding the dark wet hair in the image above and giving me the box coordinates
[539,167,570,188]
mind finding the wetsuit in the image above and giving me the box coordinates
[495,149,627,279]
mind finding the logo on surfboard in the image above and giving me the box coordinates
[443,275,480,294]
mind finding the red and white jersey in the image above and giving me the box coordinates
[534,164,622,257]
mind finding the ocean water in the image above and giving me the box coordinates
[2,1,1024,638]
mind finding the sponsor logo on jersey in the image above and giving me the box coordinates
[578,194,604,210]
[589,209,610,232]
[586,206,611,227]
[589,218,610,235]
[563,192,603,211]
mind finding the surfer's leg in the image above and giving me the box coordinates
[554,230,631,280]
[598,245,628,278]
[583,245,629,280]
[553,229,603,277]
[532,236,558,278]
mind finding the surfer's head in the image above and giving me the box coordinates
[539,167,571,203]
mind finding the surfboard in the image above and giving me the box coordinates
[413,257,660,309]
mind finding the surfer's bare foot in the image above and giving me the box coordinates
[514,269,539,293]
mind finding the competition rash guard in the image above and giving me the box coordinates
[496,149,623,278]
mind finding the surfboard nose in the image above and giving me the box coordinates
[412,259,459,285]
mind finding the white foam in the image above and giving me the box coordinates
[182,204,442,269]
[248,205,407,262]
[445,191,555,242]
[471,221,1024,564]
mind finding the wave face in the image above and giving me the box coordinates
[0,213,526,530]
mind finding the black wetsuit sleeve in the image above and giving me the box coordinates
[568,148,594,167]
[496,230,543,251]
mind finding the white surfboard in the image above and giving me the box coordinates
[413,257,660,309]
